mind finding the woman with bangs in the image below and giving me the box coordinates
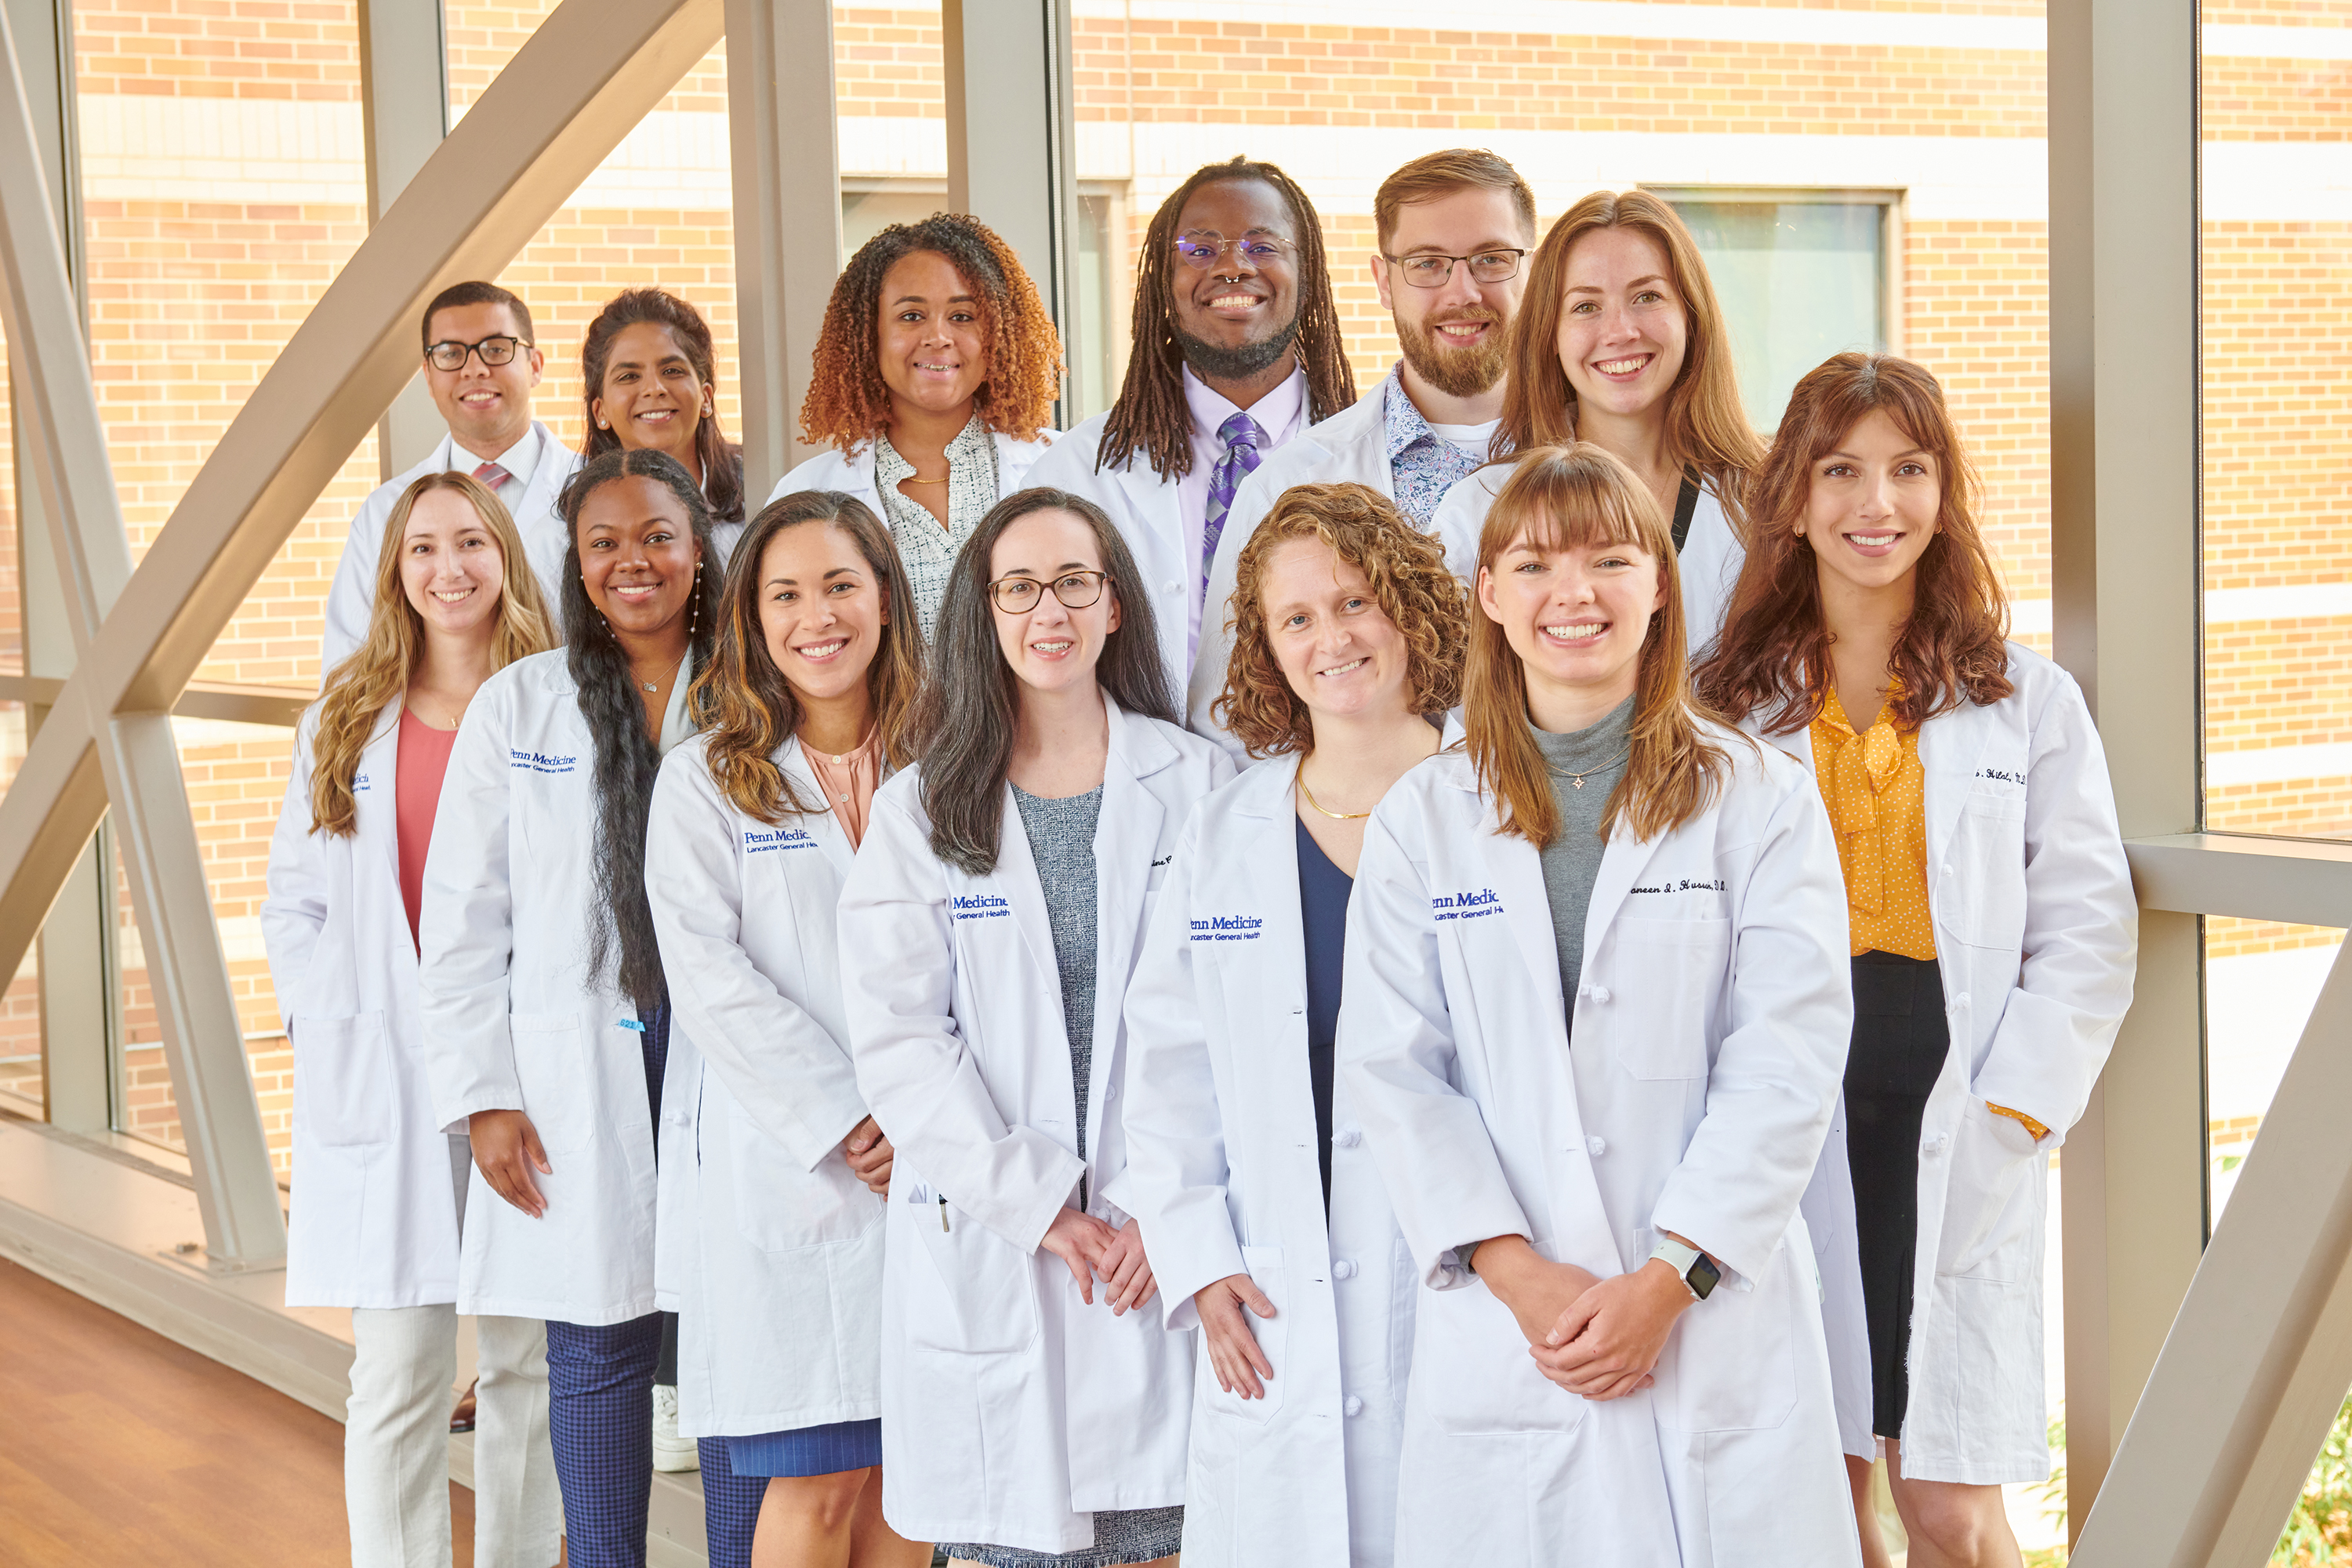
[1429,189,1762,658]
[1694,354,2136,1568]
[1341,442,1858,1566]
[264,470,562,1568]
[774,213,1062,641]
[644,491,935,1568]
[1120,481,1467,1567]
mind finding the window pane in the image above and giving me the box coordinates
[1670,199,1888,433]
[2205,920,2343,1227]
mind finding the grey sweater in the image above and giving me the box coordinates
[1531,697,1635,1018]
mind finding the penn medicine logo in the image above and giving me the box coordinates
[953,894,1010,921]
[1432,887,1502,922]
[743,827,815,854]
[1189,913,1264,942]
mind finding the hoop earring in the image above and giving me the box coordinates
[688,560,703,638]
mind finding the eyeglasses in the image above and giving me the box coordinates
[1380,249,1528,289]
[425,335,531,372]
[1171,232,1298,272]
[989,571,1109,614]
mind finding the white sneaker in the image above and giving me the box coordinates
[651,1384,699,1472]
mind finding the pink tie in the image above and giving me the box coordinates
[472,460,510,493]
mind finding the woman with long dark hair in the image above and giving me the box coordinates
[1341,443,1857,1566]
[644,491,934,1568]
[838,488,1231,1566]
[416,448,764,1567]
[583,286,749,560]
[1694,354,2136,1568]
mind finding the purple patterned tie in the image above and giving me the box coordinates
[1201,411,1267,593]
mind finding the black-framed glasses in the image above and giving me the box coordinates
[989,570,1108,614]
[425,335,530,372]
[1380,249,1528,289]
[1171,232,1298,271]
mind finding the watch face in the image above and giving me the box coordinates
[1689,1252,1723,1301]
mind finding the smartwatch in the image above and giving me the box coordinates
[1647,1237,1722,1301]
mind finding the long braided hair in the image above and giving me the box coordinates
[557,448,724,1011]
[1096,158,1356,482]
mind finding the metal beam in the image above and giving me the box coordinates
[0,673,313,728]
[724,0,841,495]
[2046,0,2206,1536]
[357,0,451,480]
[2128,833,2352,927]
[943,0,1081,418]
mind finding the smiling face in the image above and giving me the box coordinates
[758,521,888,709]
[989,509,1123,699]
[424,300,541,454]
[1477,523,1666,728]
[1798,408,1942,597]
[1167,178,1304,383]
[575,474,702,640]
[876,249,989,425]
[1260,536,1415,730]
[1556,227,1690,425]
[1374,184,1530,401]
[399,485,508,642]
[591,321,712,467]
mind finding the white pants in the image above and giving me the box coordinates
[345,1139,561,1568]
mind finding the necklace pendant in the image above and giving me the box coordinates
[1572,775,1586,789]
[642,681,657,693]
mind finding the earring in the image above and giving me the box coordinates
[688,561,702,637]
[597,418,608,430]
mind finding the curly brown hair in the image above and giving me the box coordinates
[1213,482,1468,759]
[798,213,1061,452]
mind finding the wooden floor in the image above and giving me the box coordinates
[0,1256,477,1566]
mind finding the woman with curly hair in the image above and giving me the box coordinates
[1119,481,1466,1568]
[771,213,1062,641]
[583,285,750,558]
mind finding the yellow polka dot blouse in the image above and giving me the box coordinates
[1809,687,1937,963]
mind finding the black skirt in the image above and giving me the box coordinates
[1843,949,1951,1441]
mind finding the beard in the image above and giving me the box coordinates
[1174,308,1302,383]
[1395,306,1509,400]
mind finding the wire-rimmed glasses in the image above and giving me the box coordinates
[989,570,1109,614]
[1379,249,1528,289]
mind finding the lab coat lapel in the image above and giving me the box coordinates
[1479,815,1568,1020]
[1087,703,1167,1150]
[1577,825,1657,982]
[1237,757,1308,993]
[1921,698,1997,873]
[362,700,405,887]
[992,783,1064,1000]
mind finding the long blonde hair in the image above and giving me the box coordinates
[308,471,554,836]
[1465,443,1733,848]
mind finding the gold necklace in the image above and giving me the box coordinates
[1558,746,1630,791]
[1298,769,1371,821]
[901,472,950,486]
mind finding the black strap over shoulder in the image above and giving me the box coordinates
[1671,467,1702,555]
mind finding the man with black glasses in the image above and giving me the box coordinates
[321,281,582,665]
[1185,148,1536,753]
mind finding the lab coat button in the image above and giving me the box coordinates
[1334,1127,1363,1149]
[1925,1133,1948,1155]
[1343,1396,1364,1417]
[1955,993,1970,1008]
[1586,1135,1607,1157]
[1941,862,1955,877]
[1333,1258,1358,1280]
[1163,579,1182,595]
[1592,985,1611,1004]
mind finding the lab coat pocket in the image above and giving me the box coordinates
[1415,1251,1586,1436]
[906,1200,1042,1356]
[1947,791,2029,949]
[732,1098,884,1252]
[1607,916,1730,1080]
[1936,1099,2042,1282]
[1650,1243,1798,1432]
[1201,1245,1287,1426]
[294,1011,394,1149]
[510,1011,595,1156]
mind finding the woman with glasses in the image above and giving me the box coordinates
[839,488,1231,1566]
[773,213,1062,642]
[1430,188,1763,659]
[584,287,750,564]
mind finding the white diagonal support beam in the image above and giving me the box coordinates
[2071,940,2352,1566]
[0,0,725,1261]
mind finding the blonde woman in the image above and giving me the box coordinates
[1431,189,1764,657]
[1341,445,1858,1566]
[262,470,561,1568]
[1121,482,1468,1567]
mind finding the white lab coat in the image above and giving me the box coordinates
[765,429,1057,515]
[1185,389,1397,754]
[1120,755,1412,1568]
[1769,644,2136,1483]
[322,424,581,670]
[416,648,698,1325]
[643,734,886,1439]
[838,699,1233,1552]
[1428,460,1748,661]
[260,701,463,1308]
[1341,727,1860,1567]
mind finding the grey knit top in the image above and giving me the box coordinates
[1013,782,1105,1160]
[1532,696,1635,1018]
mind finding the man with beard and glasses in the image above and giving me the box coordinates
[1184,149,1534,757]
[1028,156,1356,696]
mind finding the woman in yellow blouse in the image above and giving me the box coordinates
[1696,354,2136,1568]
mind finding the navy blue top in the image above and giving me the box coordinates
[1296,817,1353,1214]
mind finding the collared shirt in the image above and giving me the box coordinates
[1380,362,1499,527]
[1178,364,1310,656]
[873,416,1000,641]
[803,725,884,851]
[456,419,543,492]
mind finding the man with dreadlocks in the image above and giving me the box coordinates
[1027,156,1354,699]
[1183,149,1537,757]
